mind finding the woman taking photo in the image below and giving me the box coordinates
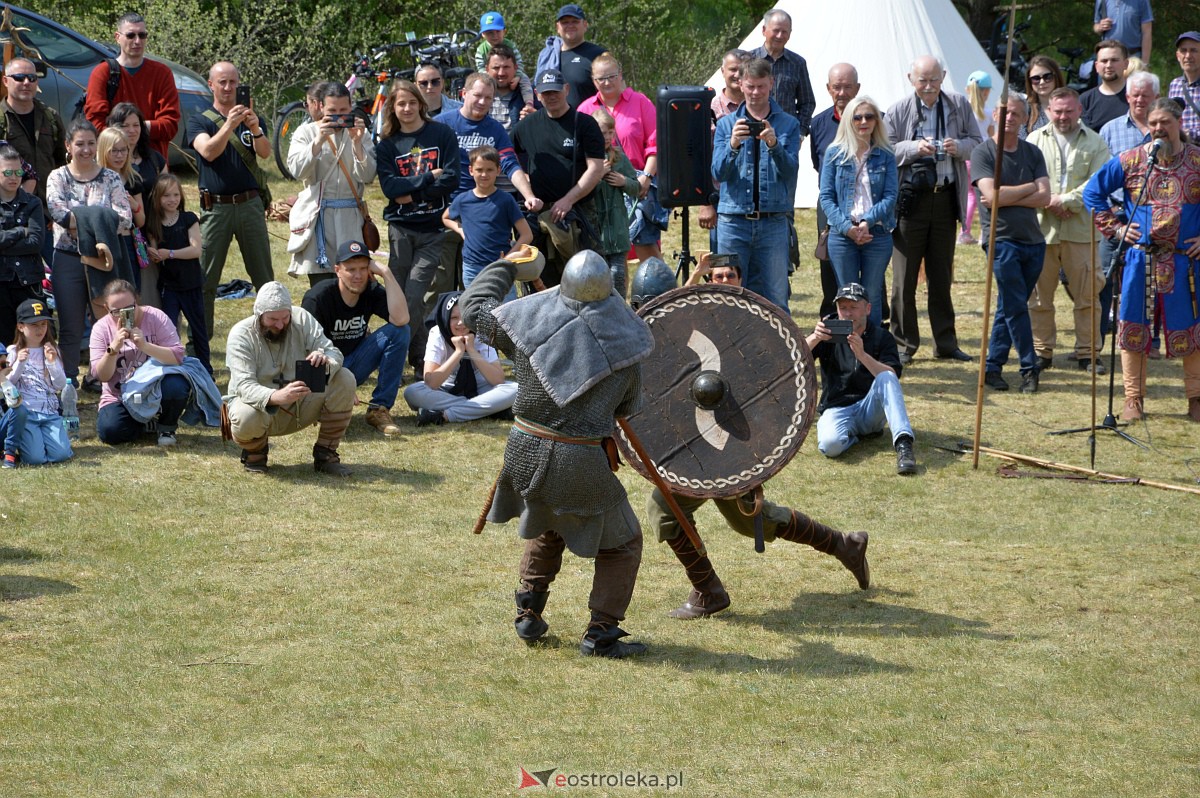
[376,79,459,370]
[46,118,132,387]
[817,95,897,326]
[286,82,376,286]
[1022,56,1065,138]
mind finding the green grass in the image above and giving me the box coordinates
[1,169,1197,797]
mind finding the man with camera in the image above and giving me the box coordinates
[972,100,1051,394]
[806,282,917,475]
[886,55,981,365]
[302,241,410,437]
[187,61,274,349]
[226,281,355,475]
[712,58,801,311]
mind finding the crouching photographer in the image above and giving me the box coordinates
[805,282,918,475]
[90,279,222,446]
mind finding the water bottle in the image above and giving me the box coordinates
[1,377,20,409]
[61,378,80,440]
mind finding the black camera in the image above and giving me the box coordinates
[326,113,355,129]
[743,118,766,138]
[825,318,854,340]
[897,157,938,218]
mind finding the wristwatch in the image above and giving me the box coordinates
[251,132,265,139]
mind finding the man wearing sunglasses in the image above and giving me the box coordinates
[0,58,64,267]
[84,12,180,159]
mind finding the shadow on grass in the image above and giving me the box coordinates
[643,638,911,677]
[0,574,78,602]
[0,547,45,562]
[737,589,1015,642]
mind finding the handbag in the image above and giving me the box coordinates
[813,227,830,261]
[330,139,381,251]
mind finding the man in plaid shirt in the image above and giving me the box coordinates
[1169,32,1200,141]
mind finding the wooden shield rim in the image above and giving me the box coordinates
[618,283,817,498]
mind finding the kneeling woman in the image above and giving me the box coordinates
[403,291,516,425]
[90,279,190,445]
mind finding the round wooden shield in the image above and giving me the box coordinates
[617,283,817,499]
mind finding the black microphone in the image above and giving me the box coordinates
[1147,139,1163,166]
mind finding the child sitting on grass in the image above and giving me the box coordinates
[3,298,71,467]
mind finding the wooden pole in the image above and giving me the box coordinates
[973,0,1020,469]
[617,418,709,556]
[1089,214,1098,468]
[967,444,1200,496]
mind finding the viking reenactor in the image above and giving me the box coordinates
[623,257,870,621]
[1083,98,1200,423]
[460,249,654,658]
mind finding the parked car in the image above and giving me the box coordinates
[3,4,212,169]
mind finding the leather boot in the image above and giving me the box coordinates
[239,439,269,473]
[777,511,871,590]
[580,619,647,659]
[313,444,351,476]
[1120,350,1146,420]
[514,590,549,642]
[664,533,730,619]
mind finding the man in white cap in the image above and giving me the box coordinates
[225,280,356,474]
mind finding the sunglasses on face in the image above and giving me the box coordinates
[1,169,25,177]
[122,31,149,40]
[6,73,37,83]
[853,113,877,122]
[417,78,442,88]
[1029,73,1055,83]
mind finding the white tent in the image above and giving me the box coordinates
[708,0,1005,207]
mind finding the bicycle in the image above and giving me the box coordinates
[273,30,480,180]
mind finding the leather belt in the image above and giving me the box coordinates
[210,189,259,205]
[931,182,955,194]
[740,211,784,220]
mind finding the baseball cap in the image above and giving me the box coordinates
[967,70,992,89]
[480,12,506,32]
[336,240,370,263]
[16,298,53,323]
[1177,31,1200,47]
[557,4,586,21]
[535,69,566,92]
[834,283,868,303]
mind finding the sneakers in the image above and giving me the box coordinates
[416,407,445,427]
[1020,371,1040,394]
[985,371,1009,391]
[1121,397,1144,421]
[2,451,17,469]
[157,429,177,446]
[1078,358,1107,375]
[894,435,917,475]
[365,405,401,436]
[957,232,978,245]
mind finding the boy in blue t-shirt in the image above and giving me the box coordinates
[444,146,532,289]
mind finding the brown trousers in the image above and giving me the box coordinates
[518,530,643,626]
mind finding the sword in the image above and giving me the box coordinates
[617,417,708,557]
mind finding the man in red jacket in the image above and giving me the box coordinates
[84,12,180,159]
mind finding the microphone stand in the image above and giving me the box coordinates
[1049,141,1163,449]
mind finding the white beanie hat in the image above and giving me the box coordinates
[253,281,292,316]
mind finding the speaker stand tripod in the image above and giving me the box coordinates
[671,206,695,283]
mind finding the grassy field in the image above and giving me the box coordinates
[2,168,1197,797]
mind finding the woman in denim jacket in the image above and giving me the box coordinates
[818,96,897,326]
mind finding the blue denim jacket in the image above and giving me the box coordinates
[817,144,898,235]
[712,99,801,214]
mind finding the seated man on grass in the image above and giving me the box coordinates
[302,240,410,437]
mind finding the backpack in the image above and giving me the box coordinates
[71,58,121,122]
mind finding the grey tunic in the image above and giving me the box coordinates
[461,261,652,557]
